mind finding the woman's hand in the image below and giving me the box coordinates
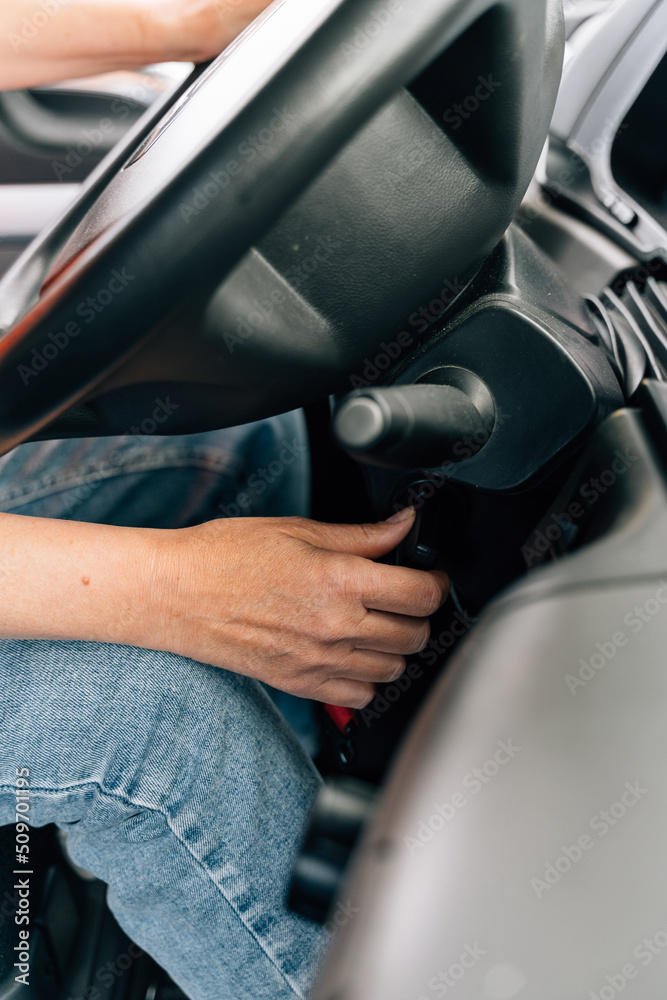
[0,0,276,91]
[0,508,448,709]
[147,511,450,708]
[161,0,278,63]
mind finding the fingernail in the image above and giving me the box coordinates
[386,506,416,524]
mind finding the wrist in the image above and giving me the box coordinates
[116,523,219,659]
[150,1,221,63]
[99,525,187,652]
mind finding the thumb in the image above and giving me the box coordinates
[302,507,416,559]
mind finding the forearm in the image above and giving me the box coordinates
[0,0,267,91]
[0,511,168,646]
[0,508,448,708]
[0,0,172,90]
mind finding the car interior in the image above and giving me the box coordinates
[2,0,667,997]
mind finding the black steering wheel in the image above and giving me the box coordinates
[0,0,564,454]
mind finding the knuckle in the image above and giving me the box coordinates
[303,674,331,702]
[385,656,407,682]
[321,552,354,595]
[316,613,348,644]
[291,644,319,674]
[354,685,376,710]
[409,620,431,654]
[277,515,309,536]
[283,515,307,528]
[418,577,445,616]
[353,523,376,546]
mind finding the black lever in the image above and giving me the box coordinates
[334,383,492,469]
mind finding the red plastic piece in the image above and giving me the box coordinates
[325,704,357,734]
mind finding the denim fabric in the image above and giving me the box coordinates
[0,413,327,1000]
[0,413,310,527]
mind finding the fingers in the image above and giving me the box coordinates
[354,610,431,656]
[315,650,408,707]
[284,515,449,616]
[340,648,407,682]
[284,508,416,560]
[317,679,376,710]
[285,646,410,707]
[359,564,450,617]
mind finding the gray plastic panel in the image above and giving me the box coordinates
[313,582,667,1000]
[311,403,667,1000]
[548,0,667,258]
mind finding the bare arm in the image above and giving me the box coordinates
[0,510,449,708]
[0,0,451,706]
[0,0,274,91]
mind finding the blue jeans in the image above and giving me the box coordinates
[0,413,326,1000]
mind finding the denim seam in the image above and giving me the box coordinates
[0,451,243,509]
[0,780,305,999]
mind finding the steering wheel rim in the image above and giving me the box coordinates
[0,0,564,455]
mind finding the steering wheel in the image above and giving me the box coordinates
[0,0,564,455]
